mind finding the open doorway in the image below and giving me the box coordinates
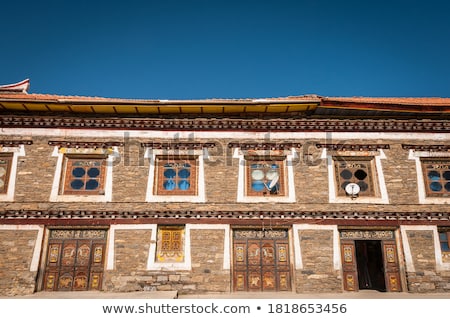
[355,240,386,292]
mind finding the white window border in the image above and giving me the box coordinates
[49,146,119,202]
[107,224,230,271]
[233,147,297,203]
[408,150,450,204]
[400,225,450,272]
[145,148,207,203]
[321,148,389,204]
[0,145,26,202]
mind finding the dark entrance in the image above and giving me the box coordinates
[355,240,386,291]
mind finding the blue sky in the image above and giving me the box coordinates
[1,0,449,99]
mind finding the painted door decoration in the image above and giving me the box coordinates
[233,229,291,292]
[339,230,402,292]
[382,241,401,292]
[340,240,359,291]
[43,229,107,291]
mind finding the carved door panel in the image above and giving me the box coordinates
[233,229,291,292]
[340,240,359,291]
[382,241,402,292]
[43,229,107,292]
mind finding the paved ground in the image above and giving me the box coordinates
[3,290,450,299]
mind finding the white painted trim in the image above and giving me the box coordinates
[233,148,297,203]
[292,224,341,270]
[107,224,230,271]
[49,146,118,202]
[408,150,450,204]
[0,145,25,201]
[145,148,207,203]
[0,225,44,271]
[2,128,450,141]
[322,148,389,204]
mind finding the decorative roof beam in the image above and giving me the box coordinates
[316,144,390,151]
[48,141,124,148]
[141,142,216,149]
[402,144,450,151]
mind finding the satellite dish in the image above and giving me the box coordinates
[345,183,360,198]
[268,175,279,189]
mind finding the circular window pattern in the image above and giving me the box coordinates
[164,168,176,179]
[428,171,441,181]
[252,181,265,192]
[87,167,100,178]
[354,169,368,180]
[178,180,190,190]
[72,167,85,178]
[178,168,190,179]
[445,182,450,192]
[430,182,443,192]
[70,179,84,189]
[443,171,450,180]
[341,181,350,191]
[251,169,264,181]
[85,179,99,190]
[163,180,176,190]
[357,181,369,192]
[340,169,352,180]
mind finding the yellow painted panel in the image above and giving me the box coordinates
[201,106,225,113]
[180,107,203,113]
[135,106,160,113]
[286,104,314,112]
[3,103,27,111]
[46,104,71,112]
[91,105,117,113]
[70,105,94,112]
[24,103,49,111]
[266,105,289,113]
[245,105,267,112]
[114,105,139,113]
[222,106,245,113]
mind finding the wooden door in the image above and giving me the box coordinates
[340,240,359,291]
[43,229,106,291]
[382,241,402,292]
[233,229,291,292]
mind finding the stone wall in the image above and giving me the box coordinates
[103,227,229,295]
[0,230,38,296]
[405,229,450,293]
[294,229,342,293]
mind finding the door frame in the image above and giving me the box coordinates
[339,229,402,292]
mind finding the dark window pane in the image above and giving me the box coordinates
[72,167,85,178]
[70,179,84,190]
[441,242,450,252]
[85,179,99,190]
[430,182,443,192]
[87,167,100,178]
[443,171,450,180]
[428,171,441,181]
[340,169,352,180]
[164,168,176,179]
[178,168,190,178]
[357,181,369,192]
[445,182,450,192]
[354,169,368,180]
[178,180,190,190]
[341,181,350,191]
[439,232,448,241]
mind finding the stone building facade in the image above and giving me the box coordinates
[0,79,450,296]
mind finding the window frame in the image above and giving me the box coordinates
[154,156,198,196]
[420,158,450,197]
[60,154,107,195]
[439,230,450,252]
[155,226,185,263]
[333,156,376,197]
[244,155,286,197]
[0,153,13,195]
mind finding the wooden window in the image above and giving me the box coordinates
[334,156,376,197]
[154,156,197,196]
[0,153,13,194]
[421,159,450,197]
[245,156,285,196]
[439,230,450,252]
[155,226,185,263]
[61,155,106,195]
